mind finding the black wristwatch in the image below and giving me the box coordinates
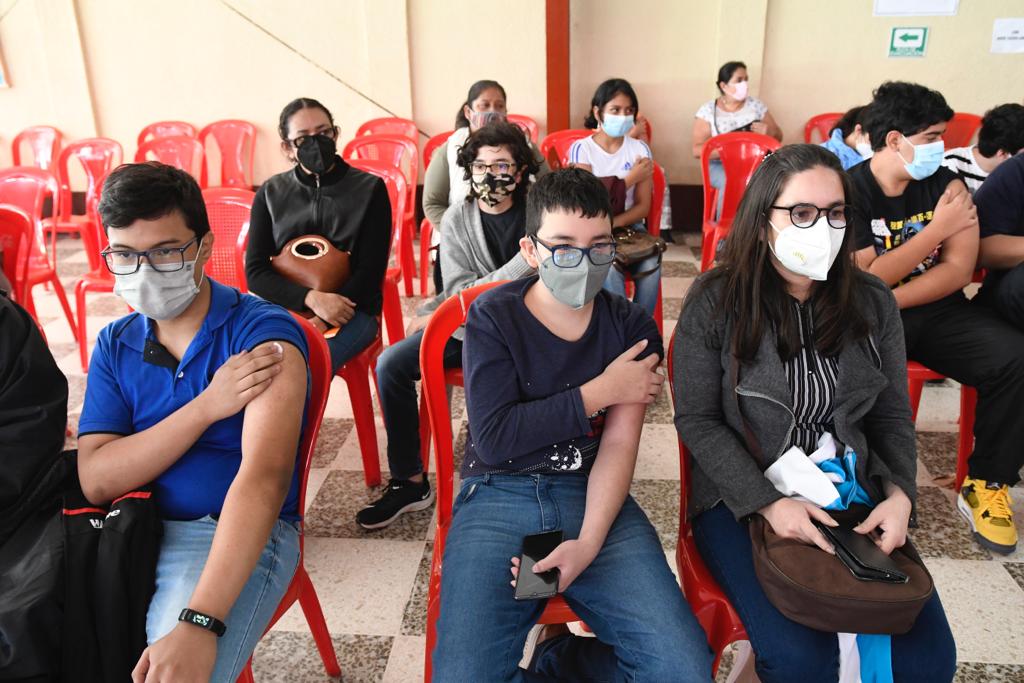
[178,608,227,637]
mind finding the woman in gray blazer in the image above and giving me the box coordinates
[673,144,955,682]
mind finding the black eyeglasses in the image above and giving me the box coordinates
[768,203,849,229]
[101,237,200,275]
[531,236,616,268]
[287,127,338,149]
[470,161,517,175]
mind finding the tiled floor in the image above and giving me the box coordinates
[37,233,1024,682]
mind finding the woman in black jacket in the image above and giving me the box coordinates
[246,98,390,371]
[673,145,955,682]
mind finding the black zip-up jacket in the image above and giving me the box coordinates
[245,156,392,316]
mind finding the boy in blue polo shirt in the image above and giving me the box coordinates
[77,163,309,682]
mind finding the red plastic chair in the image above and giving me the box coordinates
[0,168,77,340]
[906,361,976,491]
[507,114,540,143]
[135,136,205,180]
[0,204,34,309]
[419,131,456,297]
[347,158,408,346]
[622,164,665,336]
[199,120,257,189]
[47,138,123,255]
[137,121,197,147]
[539,129,590,170]
[803,112,844,143]
[356,117,417,141]
[12,126,64,171]
[944,113,982,149]
[343,135,419,296]
[666,333,749,676]
[236,314,341,683]
[421,282,581,681]
[699,132,780,272]
[74,194,120,372]
[202,187,254,291]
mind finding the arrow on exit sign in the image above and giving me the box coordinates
[889,27,928,57]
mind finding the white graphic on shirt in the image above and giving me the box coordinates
[549,443,583,471]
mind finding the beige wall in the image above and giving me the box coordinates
[2,1,1022,186]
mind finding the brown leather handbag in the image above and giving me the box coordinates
[271,235,351,294]
[731,357,934,635]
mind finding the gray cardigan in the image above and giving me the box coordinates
[673,271,917,521]
[417,199,535,339]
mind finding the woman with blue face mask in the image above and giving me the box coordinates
[568,78,660,316]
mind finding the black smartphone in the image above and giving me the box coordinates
[514,530,563,601]
[814,522,909,583]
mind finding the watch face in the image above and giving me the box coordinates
[192,614,211,627]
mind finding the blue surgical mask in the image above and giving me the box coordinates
[899,136,944,180]
[601,113,634,138]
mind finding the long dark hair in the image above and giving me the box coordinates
[456,120,540,204]
[583,78,639,129]
[277,97,334,140]
[455,80,507,129]
[695,144,868,361]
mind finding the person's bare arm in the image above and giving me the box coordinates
[613,176,652,228]
[78,344,285,504]
[692,118,712,158]
[979,234,1024,270]
[760,111,783,141]
[132,341,306,682]
[889,223,978,309]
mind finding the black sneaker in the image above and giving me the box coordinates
[356,478,434,529]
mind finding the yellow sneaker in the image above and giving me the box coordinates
[958,477,1017,554]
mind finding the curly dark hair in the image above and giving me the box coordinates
[861,81,953,152]
[456,120,540,204]
[977,103,1024,157]
[99,162,210,238]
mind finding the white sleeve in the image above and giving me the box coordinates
[569,138,591,166]
[750,98,769,120]
[695,100,714,123]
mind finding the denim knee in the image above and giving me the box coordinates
[375,333,421,389]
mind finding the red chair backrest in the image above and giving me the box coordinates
[356,117,418,141]
[137,121,197,147]
[803,112,843,143]
[343,134,418,220]
[12,126,64,171]
[288,314,332,544]
[423,130,454,171]
[944,112,982,148]
[202,187,254,291]
[135,136,205,179]
[507,114,540,143]
[199,119,257,189]
[55,138,123,224]
[0,168,60,265]
[540,129,590,169]
[0,205,34,303]
[700,132,780,224]
[348,158,407,262]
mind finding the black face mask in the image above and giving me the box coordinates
[296,135,336,175]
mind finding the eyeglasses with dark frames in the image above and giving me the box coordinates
[469,161,517,175]
[768,203,849,229]
[287,126,338,149]
[101,237,200,275]
[531,236,616,268]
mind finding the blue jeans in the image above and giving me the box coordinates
[692,503,957,683]
[603,255,661,318]
[146,515,301,682]
[376,328,463,480]
[327,310,378,374]
[433,474,712,682]
[708,158,725,220]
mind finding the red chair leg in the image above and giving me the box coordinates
[235,663,255,683]
[956,386,977,490]
[907,378,925,422]
[700,230,714,272]
[419,219,433,297]
[400,216,416,297]
[296,567,342,676]
[382,275,405,345]
[653,279,664,337]
[340,359,382,487]
[76,280,90,372]
[48,273,78,343]
[419,396,431,473]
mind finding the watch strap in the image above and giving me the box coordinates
[178,608,226,637]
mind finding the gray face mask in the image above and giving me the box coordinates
[537,254,611,310]
[113,240,204,320]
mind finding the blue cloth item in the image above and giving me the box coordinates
[432,473,712,682]
[79,279,309,521]
[325,309,378,374]
[820,447,874,511]
[692,503,957,683]
[821,129,867,171]
[460,277,662,478]
[145,515,300,682]
[708,158,726,219]
[855,633,894,683]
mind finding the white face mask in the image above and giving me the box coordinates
[730,81,749,101]
[855,142,874,159]
[113,239,204,320]
[769,216,845,281]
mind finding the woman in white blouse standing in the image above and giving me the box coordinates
[692,61,783,218]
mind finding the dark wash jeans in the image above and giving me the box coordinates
[375,328,462,481]
[432,473,712,682]
[692,503,957,683]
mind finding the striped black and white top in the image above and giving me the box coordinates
[941,146,988,195]
[783,302,839,454]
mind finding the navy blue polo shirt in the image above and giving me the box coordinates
[79,278,309,521]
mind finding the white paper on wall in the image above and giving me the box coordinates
[991,18,1024,54]
[873,0,958,16]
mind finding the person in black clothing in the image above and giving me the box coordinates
[246,97,391,372]
[974,153,1024,329]
[851,81,1024,555]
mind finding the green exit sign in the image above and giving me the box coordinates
[889,27,928,57]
